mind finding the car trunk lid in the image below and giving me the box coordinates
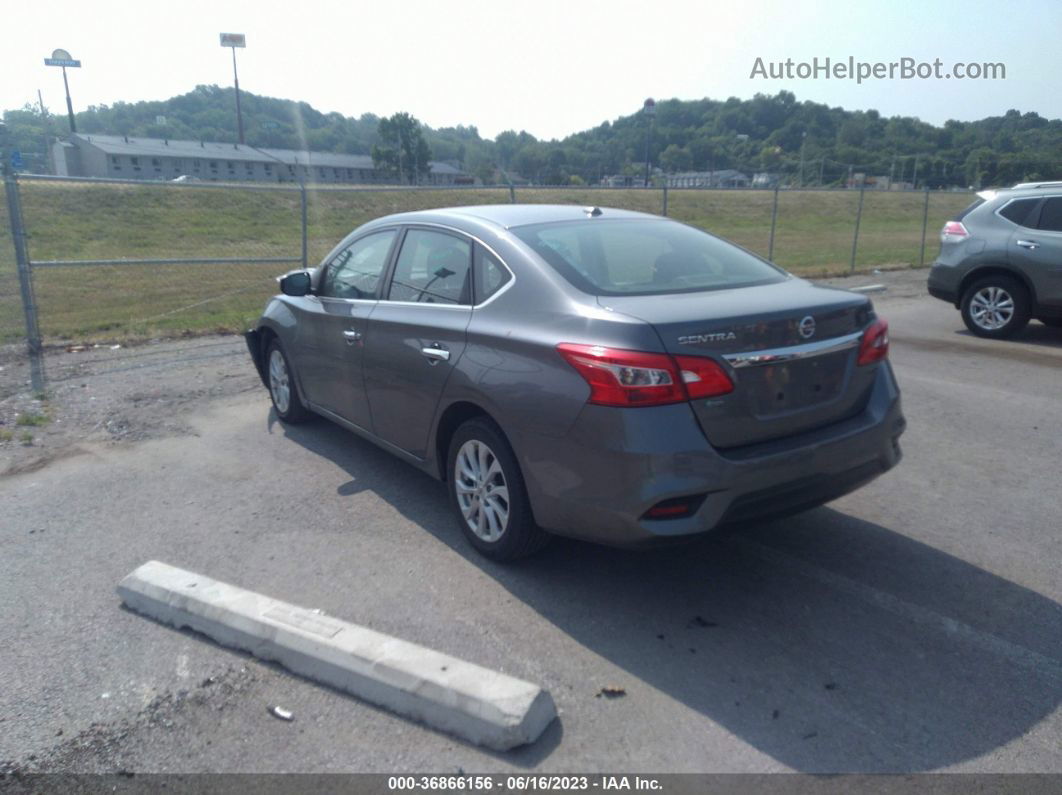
[599,280,878,448]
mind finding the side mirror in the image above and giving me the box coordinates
[279,270,312,297]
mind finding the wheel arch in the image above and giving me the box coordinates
[958,265,1037,309]
[251,326,278,388]
[433,401,500,482]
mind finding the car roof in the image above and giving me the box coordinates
[371,203,659,230]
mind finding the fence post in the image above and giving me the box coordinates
[299,180,308,269]
[4,175,45,393]
[662,183,668,217]
[919,187,931,267]
[768,185,780,261]
[509,184,516,204]
[849,182,866,273]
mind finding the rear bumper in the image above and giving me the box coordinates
[516,361,905,547]
[927,264,961,306]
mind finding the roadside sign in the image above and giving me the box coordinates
[45,48,81,67]
[220,33,246,47]
[11,151,24,169]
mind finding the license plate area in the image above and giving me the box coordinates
[742,351,850,416]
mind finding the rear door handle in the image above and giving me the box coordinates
[421,345,451,362]
[342,329,362,344]
[1016,239,1039,250]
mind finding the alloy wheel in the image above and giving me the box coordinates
[970,286,1015,331]
[269,349,291,414]
[454,439,510,542]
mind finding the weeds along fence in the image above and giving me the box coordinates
[2,174,975,390]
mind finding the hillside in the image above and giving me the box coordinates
[4,86,1061,187]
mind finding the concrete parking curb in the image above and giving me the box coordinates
[117,560,557,750]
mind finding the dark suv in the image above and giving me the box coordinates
[928,182,1062,337]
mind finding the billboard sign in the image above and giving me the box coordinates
[219,33,246,48]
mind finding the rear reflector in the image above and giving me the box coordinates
[857,318,889,366]
[642,494,706,520]
[556,344,733,407]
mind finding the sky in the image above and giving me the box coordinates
[2,0,1058,141]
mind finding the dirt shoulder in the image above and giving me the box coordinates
[0,336,262,477]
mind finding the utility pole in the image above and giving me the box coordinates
[219,34,247,145]
[912,155,920,190]
[642,98,656,187]
[37,90,51,174]
[819,157,825,186]
[798,131,807,188]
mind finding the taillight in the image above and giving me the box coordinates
[941,221,969,243]
[857,318,889,366]
[556,344,733,407]
[673,355,735,399]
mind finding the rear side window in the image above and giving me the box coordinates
[388,229,472,305]
[474,246,511,304]
[512,219,785,297]
[998,198,1040,227]
[1035,197,1062,232]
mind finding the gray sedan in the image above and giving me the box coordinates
[247,205,904,560]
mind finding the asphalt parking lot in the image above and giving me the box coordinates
[1,269,1060,773]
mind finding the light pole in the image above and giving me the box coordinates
[642,98,656,187]
[43,49,81,134]
[219,33,247,144]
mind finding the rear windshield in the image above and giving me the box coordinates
[512,219,786,296]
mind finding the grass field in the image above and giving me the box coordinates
[2,180,974,344]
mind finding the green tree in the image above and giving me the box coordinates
[659,144,692,173]
[371,112,432,184]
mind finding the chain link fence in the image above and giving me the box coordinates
[1,174,975,390]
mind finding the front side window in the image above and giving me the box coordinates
[388,229,471,305]
[319,230,397,299]
[513,219,785,296]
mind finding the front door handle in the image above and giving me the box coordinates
[421,346,451,362]
[1016,239,1039,250]
[342,329,362,345]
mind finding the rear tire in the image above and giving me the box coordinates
[266,339,311,423]
[960,276,1030,339]
[447,417,549,562]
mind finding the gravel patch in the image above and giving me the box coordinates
[0,335,262,477]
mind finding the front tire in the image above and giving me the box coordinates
[960,276,1030,339]
[266,339,311,423]
[447,417,549,561]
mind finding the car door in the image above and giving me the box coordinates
[362,227,474,458]
[1008,195,1062,307]
[294,228,398,428]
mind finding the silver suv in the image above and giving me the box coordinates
[927,181,1062,338]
